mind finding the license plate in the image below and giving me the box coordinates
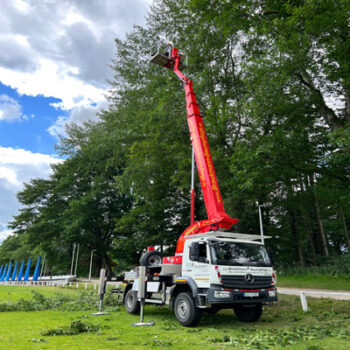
[243,292,259,297]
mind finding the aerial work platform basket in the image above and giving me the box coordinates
[150,45,187,70]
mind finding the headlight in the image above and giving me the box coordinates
[214,290,231,298]
[268,290,277,297]
[272,270,277,285]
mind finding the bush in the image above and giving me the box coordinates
[0,290,121,313]
[277,254,350,276]
[41,320,101,336]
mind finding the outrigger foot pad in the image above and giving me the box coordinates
[132,321,155,327]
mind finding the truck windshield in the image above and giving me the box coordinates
[209,241,271,267]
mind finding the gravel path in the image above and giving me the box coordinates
[278,287,350,300]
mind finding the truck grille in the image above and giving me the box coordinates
[221,275,272,289]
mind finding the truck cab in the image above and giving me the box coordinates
[124,232,277,327]
[181,232,277,303]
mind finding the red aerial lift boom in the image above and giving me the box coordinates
[151,46,239,260]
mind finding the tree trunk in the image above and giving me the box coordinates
[308,175,329,257]
[314,194,329,257]
[289,209,304,266]
[339,207,350,249]
[300,176,317,264]
[302,213,317,265]
[297,70,344,130]
[102,253,113,277]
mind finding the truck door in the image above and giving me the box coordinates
[187,241,210,288]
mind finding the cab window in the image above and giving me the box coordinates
[190,242,208,263]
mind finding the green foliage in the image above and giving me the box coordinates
[278,254,350,275]
[5,0,350,271]
[0,289,119,313]
[207,323,350,349]
[41,320,101,336]
[0,233,35,263]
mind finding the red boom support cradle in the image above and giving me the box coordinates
[150,47,239,259]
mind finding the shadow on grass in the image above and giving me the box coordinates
[134,304,254,328]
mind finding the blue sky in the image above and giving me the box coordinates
[0,0,151,242]
[0,82,62,154]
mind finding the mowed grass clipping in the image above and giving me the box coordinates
[277,274,350,290]
[0,285,349,349]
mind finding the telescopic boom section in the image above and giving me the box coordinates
[150,47,239,256]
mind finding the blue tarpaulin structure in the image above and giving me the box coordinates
[24,259,31,282]
[11,261,18,281]
[32,256,41,281]
[1,264,8,281]
[0,257,43,283]
[17,260,25,281]
[5,262,12,282]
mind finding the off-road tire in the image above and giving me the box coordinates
[124,289,140,314]
[140,251,163,267]
[174,292,202,327]
[233,303,262,322]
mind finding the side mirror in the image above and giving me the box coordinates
[267,247,275,265]
[190,242,200,261]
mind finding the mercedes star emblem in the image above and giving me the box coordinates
[244,274,254,284]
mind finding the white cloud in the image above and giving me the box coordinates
[0,60,105,111]
[0,167,20,188]
[0,34,37,72]
[0,147,62,168]
[48,100,109,138]
[0,95,26,122]
[0,0,151,110]
[0,147,63,228]
[13,0,30,13]
[0,228,13,244]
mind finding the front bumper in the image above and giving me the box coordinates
[207,286,278,305]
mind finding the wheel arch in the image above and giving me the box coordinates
[169,276,198,309]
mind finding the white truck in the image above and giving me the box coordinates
[123,231,277,327]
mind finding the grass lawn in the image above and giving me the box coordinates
[0,285,349,349]
[277,274,350,290]
[0,285,85,301]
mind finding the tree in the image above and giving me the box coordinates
[10,122,132,275]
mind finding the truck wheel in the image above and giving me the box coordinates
[124,289,140,314]
[233,303,262,322]
[140,251,163,266]
[174,292,202,327]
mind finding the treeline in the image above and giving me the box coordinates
[1,0,349,275]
